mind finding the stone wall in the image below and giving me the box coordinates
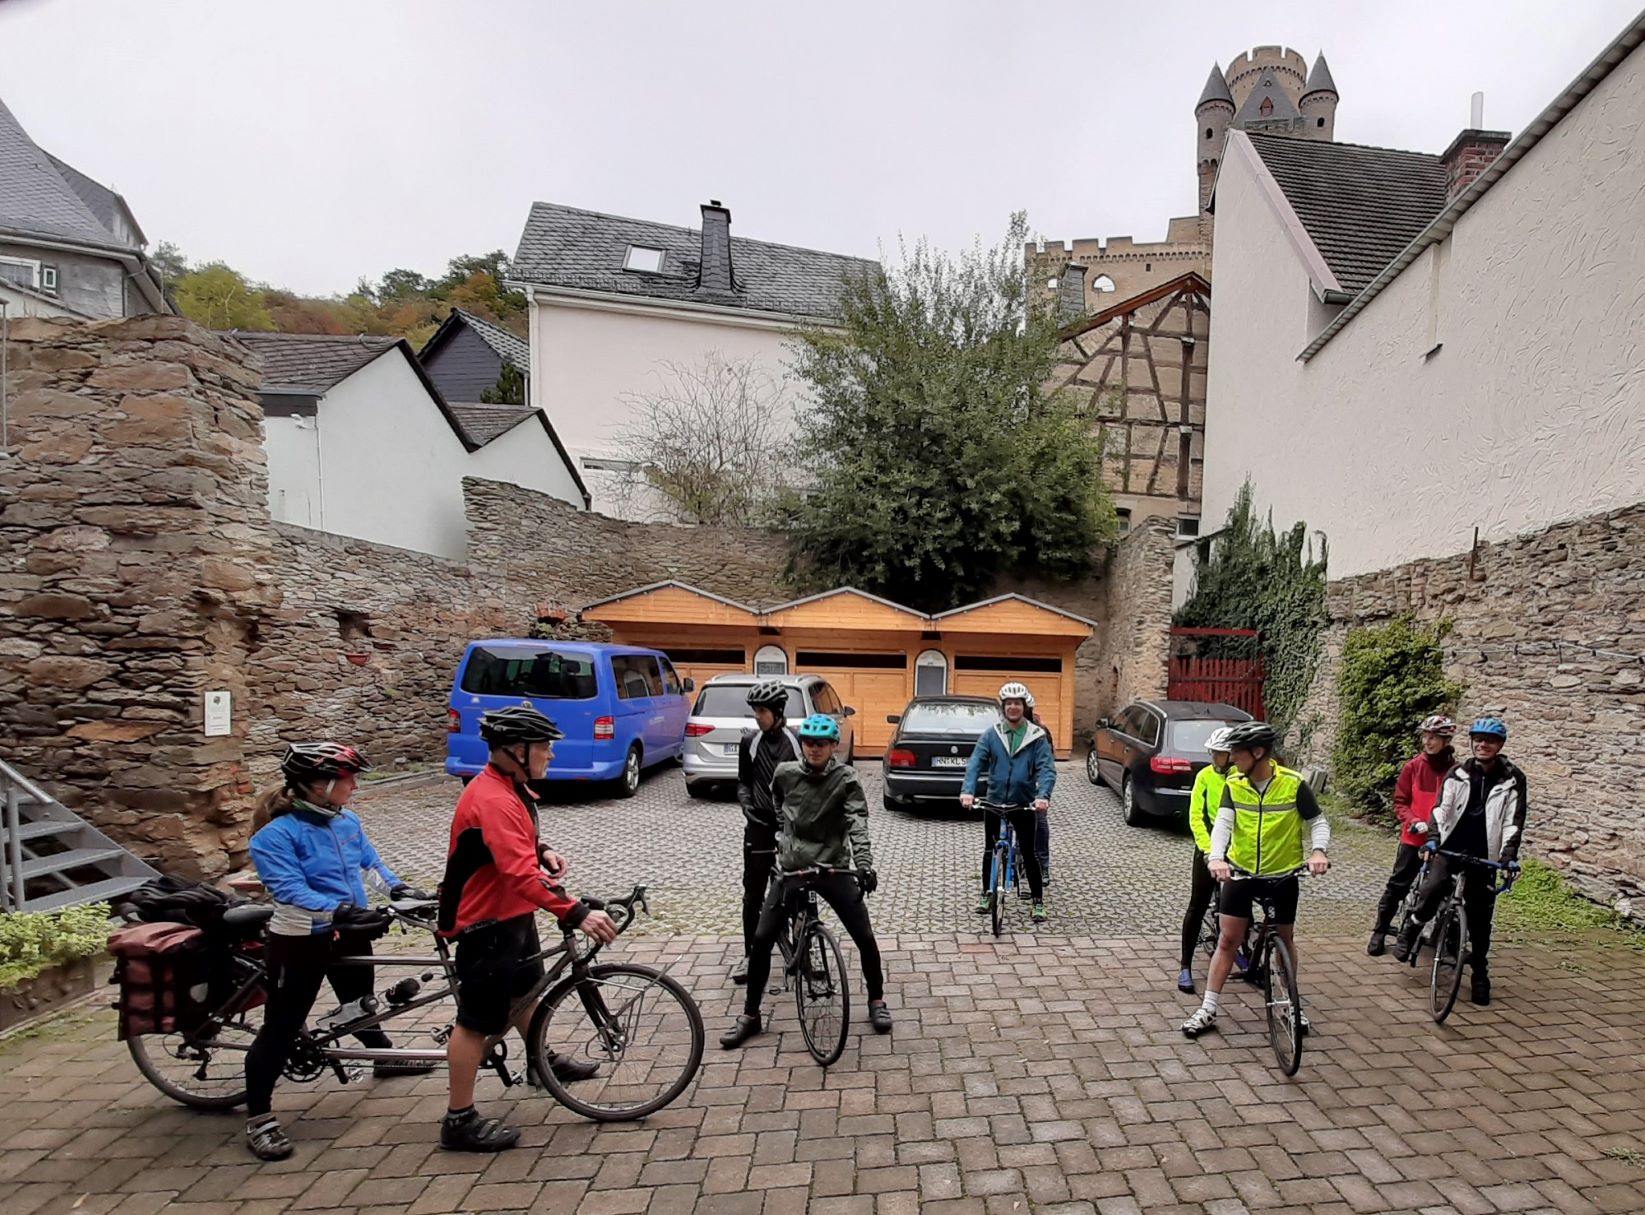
[1293,502,1645,914]
[0,317,274,877]
[466,477,794,607]
[1089,516,1176,724]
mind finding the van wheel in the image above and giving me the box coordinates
[615,746,642,799]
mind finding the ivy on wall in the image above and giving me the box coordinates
[1332,616,1463,821]
[1175,480,1328,743]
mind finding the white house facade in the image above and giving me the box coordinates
[233,332,588,560]
[508,200,878,520]
[1200,15,1645,580]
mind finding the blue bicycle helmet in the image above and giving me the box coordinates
[795,713,841,743]
[1470,716,1508,740]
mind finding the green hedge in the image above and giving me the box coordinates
[1331,616,1462,820]
[0,904,110,990]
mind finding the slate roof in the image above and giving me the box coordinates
[448,403,537,445]
[227,332,398,395]
[1246,132,1448,295]
[511,202,879,322]
[449,308,529,369]
[0,96,136,251]
[1197,64,1234,109]
[1304,53,1338,96]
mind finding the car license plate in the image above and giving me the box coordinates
[720,743,740,756]
[932,756,967,768]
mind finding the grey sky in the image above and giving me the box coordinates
[2,0,1638,296]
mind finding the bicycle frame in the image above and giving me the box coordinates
[1223,866,1310,960]
[1403,847,1516,970]
[980,801,1028,893]
[769,866,851,985]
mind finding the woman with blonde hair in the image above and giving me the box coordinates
[243,742,432,1160]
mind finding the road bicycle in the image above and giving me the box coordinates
[1403,846,1518,1023]
[125,884,705,1122]
[1224,865,1311,1077]
[765,865,853,1067]
[979,799,1030,938]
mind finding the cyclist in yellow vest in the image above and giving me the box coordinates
[1182,720,1330,1038]
[1176,726,1235,994]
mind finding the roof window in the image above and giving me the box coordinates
[624,246,665,273]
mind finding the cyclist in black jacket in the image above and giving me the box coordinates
[732,681,802,985]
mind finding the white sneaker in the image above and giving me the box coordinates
[1181,1007,1218,1038]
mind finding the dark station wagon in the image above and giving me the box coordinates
[881,695,1002,812]
[1087,699,1253,827]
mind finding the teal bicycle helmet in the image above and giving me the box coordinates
[795,713,841,743]
[1470,717,1508,740]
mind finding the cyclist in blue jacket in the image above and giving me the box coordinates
[961,682,1056,924]
[244,742,433,1161]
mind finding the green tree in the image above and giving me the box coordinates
[480,362,526,406]
[1176,480,1329,742]
[780,213,1114,611]
[173,263,274,331]
[1332,617,1462,819]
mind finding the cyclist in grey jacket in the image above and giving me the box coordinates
[720,713,889,1049]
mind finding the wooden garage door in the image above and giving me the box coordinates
[659,647,748,698]
[794,651,909,755]
[952,655,1066,755]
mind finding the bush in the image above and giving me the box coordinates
[1331,617,1461,819]
[0,904,111,990]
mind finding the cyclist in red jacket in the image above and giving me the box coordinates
[1367,715,1456,957]
[437,703,617,1153]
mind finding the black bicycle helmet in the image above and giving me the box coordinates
[745,680,789,710]
[478,702,564,746]
[281,742,371,786]
[1223,720,1278,751]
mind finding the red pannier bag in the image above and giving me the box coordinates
[108,921,209,1041]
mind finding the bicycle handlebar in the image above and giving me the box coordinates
[1224,864,1313,881]
[777,865,856,878]
[975,799,1032,812]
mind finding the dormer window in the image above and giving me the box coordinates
[624,246,665,273]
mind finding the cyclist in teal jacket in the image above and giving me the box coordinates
[961,682,1056,923]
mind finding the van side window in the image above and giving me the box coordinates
[659,659,683,696]
[461,646,597,700]
[612,654,662,700]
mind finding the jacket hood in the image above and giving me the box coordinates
[993,719,1048,752]
[1424,747,1456,770]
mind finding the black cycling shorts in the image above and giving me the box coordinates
[1219,875,1301,926]
[454,913,545,1035]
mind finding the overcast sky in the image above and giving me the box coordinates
[2,0,1638,296]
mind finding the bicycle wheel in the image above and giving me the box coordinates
[1429,906,1466,1023]
[529,962,705,1121]
[1198,905,1220,958]
[128,992,265,1110]
[990,843,1006,938]
[794,923,851,1067]
[1263,936,1303,1077]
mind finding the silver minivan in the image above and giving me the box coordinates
[682,673,857,797]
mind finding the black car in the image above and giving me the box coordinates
[881,695,1001,811]
[1087,700,1253,827]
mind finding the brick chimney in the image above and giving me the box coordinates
[1057,263,1089,321]
[1439,129,1510,202]
[697,200,735,296]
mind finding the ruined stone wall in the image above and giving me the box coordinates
[1293,502,1645,914]
[1088,516,1176,727]
[0,317,273,877]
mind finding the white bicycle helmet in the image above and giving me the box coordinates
[1204,726,1236,753]
[997,681,1035,711]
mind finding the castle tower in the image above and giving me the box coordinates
[1225,46,1308,110]
[1299,52,1339,140]
[1195,64,1235,238]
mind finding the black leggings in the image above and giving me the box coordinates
[982,806,1043,901]
[245,932,388,1117]
[741,822,778,956]
[1373,842,1426,933]
[1179,847,1218,968]
[1410,854,1498,973]
[743,872,884,1017]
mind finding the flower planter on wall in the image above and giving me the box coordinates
[0,957,99,1036]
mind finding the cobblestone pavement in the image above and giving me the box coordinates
[3,929,1645,1215]
[356,763,1391,939]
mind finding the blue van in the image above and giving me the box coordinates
[446,640,694,797]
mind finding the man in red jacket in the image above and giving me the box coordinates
[437,704,617,1152]
[1367,715,1456,956]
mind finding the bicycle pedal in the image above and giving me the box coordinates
[336,1062,368,1085]
[768,983,788,996]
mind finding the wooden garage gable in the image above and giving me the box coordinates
[763,587,926,632]
[582,581,760,628]
[931,594,1097,638]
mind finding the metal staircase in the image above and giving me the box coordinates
[1,759,158,911]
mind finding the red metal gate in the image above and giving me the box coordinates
[1167,627,1265,719]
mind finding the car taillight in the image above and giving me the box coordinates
[1150,755,1193,775]
[886,748,916,768]
[594,716,615,740]
[685,723,714,737]
[447,709,461,734]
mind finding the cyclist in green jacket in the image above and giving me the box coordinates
[1182,721,1330,1039]
[1176,726,1235,993]
[720,714,890,1049]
